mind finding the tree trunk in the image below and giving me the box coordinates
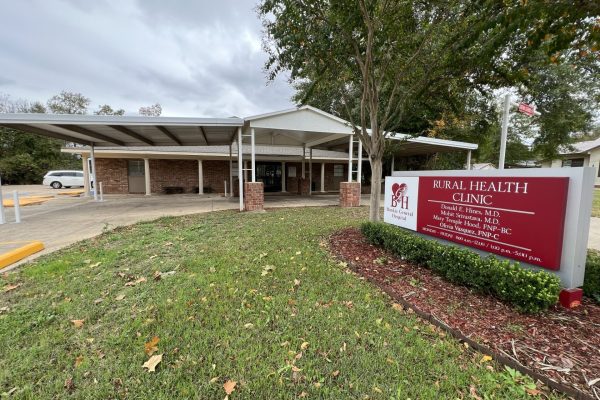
[369,156,382,221]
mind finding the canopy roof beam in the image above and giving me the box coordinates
[108,125,155,146]
[0,124,91,144]
[155,126,183,146]
[53,124,126,146]
[199,126,209,145]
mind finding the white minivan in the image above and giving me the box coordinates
[43,170,89,189]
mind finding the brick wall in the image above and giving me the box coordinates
[244,182,264,211]
[94,158,129,194]
[150,159,230,194]
[339,182,361,207]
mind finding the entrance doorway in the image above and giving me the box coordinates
[256,162,282,192]
[128,160,146,193]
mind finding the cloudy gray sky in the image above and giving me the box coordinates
[0,0,295,117]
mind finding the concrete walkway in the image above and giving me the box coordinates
[588,217,600,251]
[0,189,368,269]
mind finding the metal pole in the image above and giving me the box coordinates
[13,191,21,223]
[229,144,234,197]
[144,158,151,196]
[320,162,325,192]
[357,139,363,184]
[281,161,286,192]
[348,135,353,182]
[99,182,104,202]
[302,145,306,179]
[391,155,395,173]
[224,180,227,197]
[499,93,510,170]
[237,127,244,211]
[198,159,203,195]
[0,175,5,224]
[466,150,472,170]
[90,143,98,201]
[251,128,256,182]
[82,156,90,197]
[309,148,313,195]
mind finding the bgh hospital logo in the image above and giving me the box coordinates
[391,182,409,209]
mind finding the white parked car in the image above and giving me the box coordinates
[43,170,91,189]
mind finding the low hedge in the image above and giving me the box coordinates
[361,222,561,313]
[584,250,600,303]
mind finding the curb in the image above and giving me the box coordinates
[0,241,45,270]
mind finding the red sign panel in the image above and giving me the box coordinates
[385,176,569,270]
[518,102,535,116]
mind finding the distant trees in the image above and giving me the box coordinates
[138,103,162,116]
[1,91,131,184]
[95,104,125,116]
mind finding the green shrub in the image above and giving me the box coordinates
[584,250,600,303]
[361,222,561,313]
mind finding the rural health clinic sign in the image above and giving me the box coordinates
[384,168,595,288]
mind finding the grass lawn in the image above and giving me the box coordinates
[0,207,562,399]
[593,189,600,217]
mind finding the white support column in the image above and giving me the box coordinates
[90,143,98,201]
[357,139,363,184]
[198,159,203,194]
[320,162,325,192]
[251,128,256,182]
[244,161,249,182]
[391,155,395,173]
[309,148,313,195]
[466,150,472,170]
[237,127,244,211]
[302,145,306,179]
[348,135,354,182]
[82,156,90,197]
[144,158,151,196]
[0,175,5,225]
[281,161,286,192]
[229,144,234,197]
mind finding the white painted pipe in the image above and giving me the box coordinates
[13,190,21,223]
[224,180,227,197]
[499,93,510,170]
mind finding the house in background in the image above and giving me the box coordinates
[540,137,600,186]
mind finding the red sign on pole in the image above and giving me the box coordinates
[517,102,535,116]
[385,176,569,270]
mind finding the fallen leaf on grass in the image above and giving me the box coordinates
[480,355,492,363]
[64,377,75,393]
[223,380,236,395]
[74,356,84,368]
[93,298,103,304]
[300,342,309,350]
[391,303,403,311]
[89,262,102,268]
[71,319,85,328]
[145,336,160,356]
[3,284,21,292]
[244,323,254,329]
[115,294,125,301]
[293,279,301,287]
[142,354,162,372]
[332,370,340,377]
[125,277,147,287]
[469,385,482,400]
[525,387,541,396]
[261,265,275,276]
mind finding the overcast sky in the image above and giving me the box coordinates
[0,0,295,117]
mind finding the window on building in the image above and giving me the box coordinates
[562,158,584,168]
[334,164,344,177]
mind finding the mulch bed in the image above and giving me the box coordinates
[329,228,600,400]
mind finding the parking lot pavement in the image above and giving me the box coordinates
[0,186,358,270]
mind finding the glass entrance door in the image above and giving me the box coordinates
[256,162,282,192]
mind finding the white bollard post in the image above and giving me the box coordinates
[99,182,104,202]
[13,190,21,223]
[224,180,227,197]
[0,176,5,224]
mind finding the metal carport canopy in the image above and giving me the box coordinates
[0,113,244,147]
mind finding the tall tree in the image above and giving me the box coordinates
[259,0,599,221]
[139,103,162,116]
[47,91,91,114]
